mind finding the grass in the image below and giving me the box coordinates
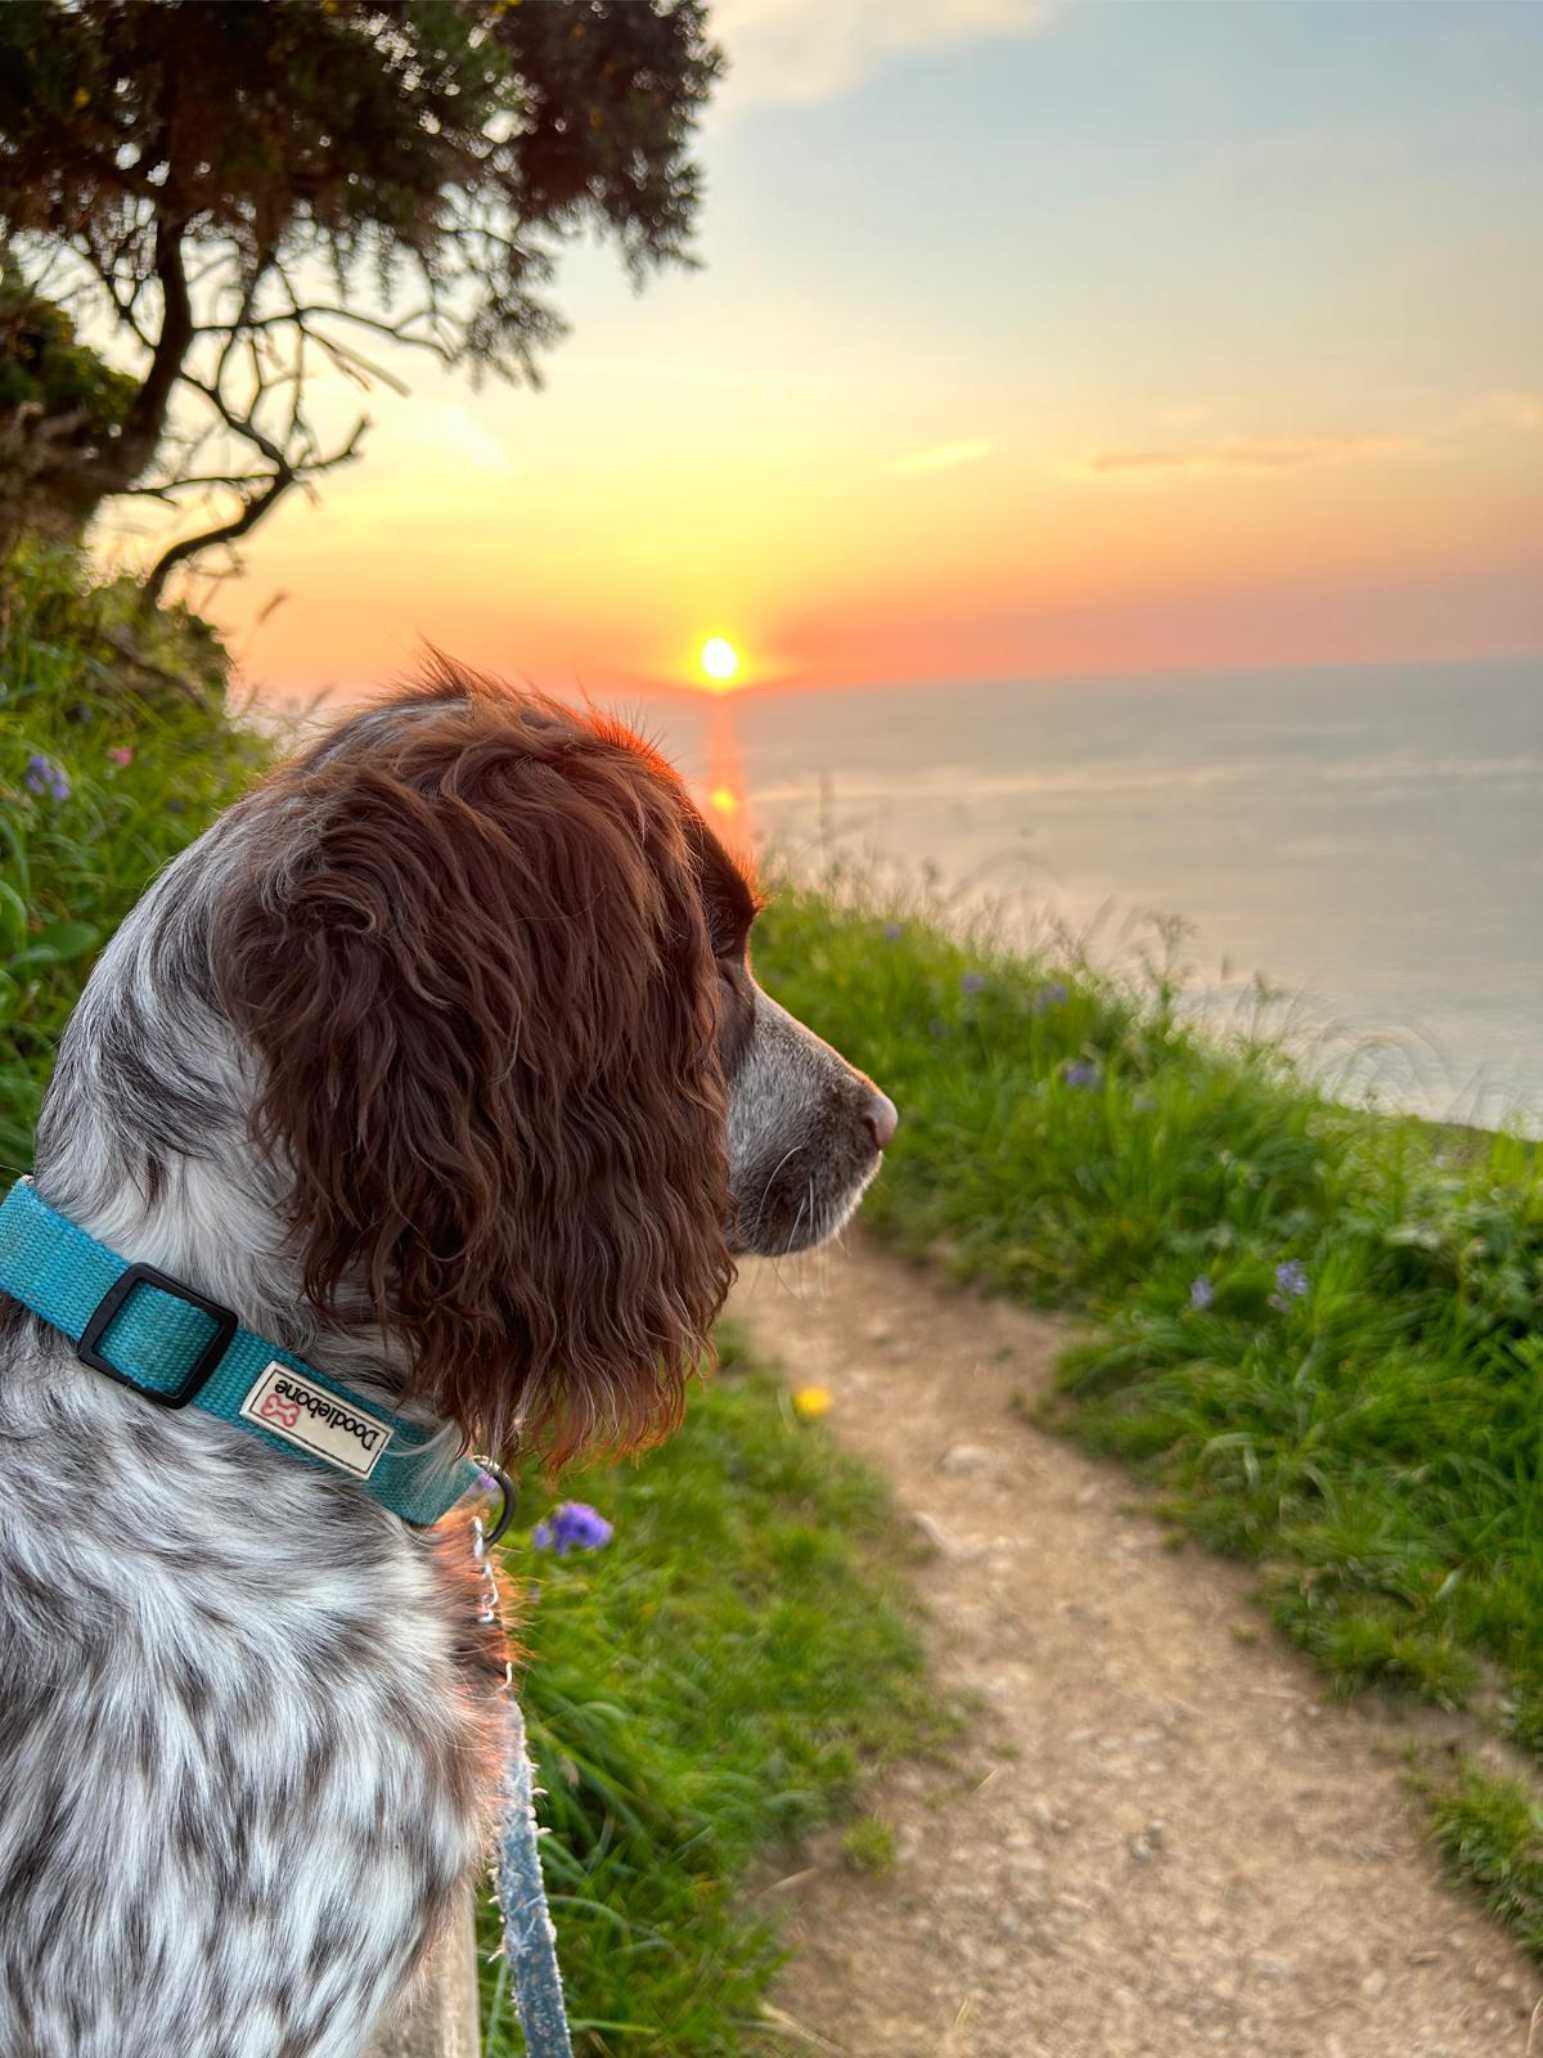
[748,862,1543,1955]
[838,1816,898,1877]
[0,540,266,1171]
[1425,1766,1543,1960]
[0,542,949,2051]
[483,1332,945,2052]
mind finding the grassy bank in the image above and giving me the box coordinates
[750,869,1543,1951]
[483,1332,943,2052]
[0,541,264,1168]
[0,546,944,2054]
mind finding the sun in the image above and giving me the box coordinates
[700,636,740,687]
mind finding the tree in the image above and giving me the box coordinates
[0,264,139,556]
[0,0,721,601]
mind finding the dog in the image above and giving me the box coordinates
[0,669,896,2057]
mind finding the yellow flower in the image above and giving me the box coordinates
[792,1386,833,1420]
[73,87,90,108]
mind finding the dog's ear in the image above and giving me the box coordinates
[215,689,732,1464]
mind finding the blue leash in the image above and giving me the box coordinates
[497,1693,575,2058]
[474,1513,575,2058]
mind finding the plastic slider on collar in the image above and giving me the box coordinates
[76,1263,238,1407]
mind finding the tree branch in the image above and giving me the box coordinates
[116,220,191,473]
[141,466,296,611]
[139,414,368,611]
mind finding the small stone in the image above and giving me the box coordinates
[1127,1820,1165,1862]
[1360,1969,1387,2000]
[939,1443,994,1474]
[908,1511,952,1554]
[1250,1954,1298,1983]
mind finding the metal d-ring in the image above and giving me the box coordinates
[476,1460,517,1547]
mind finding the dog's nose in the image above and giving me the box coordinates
[864,1090,899,1152]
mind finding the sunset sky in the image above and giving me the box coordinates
[105,0,1543,701]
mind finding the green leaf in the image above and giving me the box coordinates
[0,880,28,955]
[0,811,30,897]
[9,918,99,968]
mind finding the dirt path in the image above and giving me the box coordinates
[729,1235,1540,2058]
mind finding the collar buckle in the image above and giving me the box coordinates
[77,1263,238,1407]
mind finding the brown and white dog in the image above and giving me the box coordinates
[0,671,894,2057]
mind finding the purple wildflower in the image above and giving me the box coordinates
[882,921,904,942]
[1188,1275,1214,1312]
[1034,982,1069,1011]
[532,1501,613,1556]
[1268,1259,1310,1311]
[24,754,69,802]
[1062,1059,1100,1088]
[475,1468,502,1496]
[960,971,987,995]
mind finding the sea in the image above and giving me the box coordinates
[607,657,1543,1134]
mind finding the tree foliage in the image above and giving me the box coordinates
[0,0,721,595]
[0,266,139,553]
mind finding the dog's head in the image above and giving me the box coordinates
[207,673,893,1462]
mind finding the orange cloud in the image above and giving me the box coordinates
[1082,433,1416,477]
[1462,391,1543,433]
[891,437,995,475]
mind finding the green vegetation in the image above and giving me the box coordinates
[750,865,1543,1952]
[485,1335,943,2051]
[0,550,945,2051]
[0,542,266,1168]
[1426,1766,1543,1960]
[839,1816,898,1877]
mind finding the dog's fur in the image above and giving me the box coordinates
[0,674,893,2057]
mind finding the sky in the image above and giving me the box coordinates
[102,0,1543,701]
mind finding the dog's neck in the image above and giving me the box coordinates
[28,875,434,1433]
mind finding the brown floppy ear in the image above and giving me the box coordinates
[214,687,732,1465]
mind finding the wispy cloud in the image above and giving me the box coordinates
[1081,433,1416,478]
[1462,391,1543,433]
[712,0,1055,107]
[892,437,996,476]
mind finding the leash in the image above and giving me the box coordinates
[474,1507,576,2058]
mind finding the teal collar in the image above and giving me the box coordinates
[0,1177,482,1528]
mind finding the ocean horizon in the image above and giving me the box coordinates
[602,654,1543,1135]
